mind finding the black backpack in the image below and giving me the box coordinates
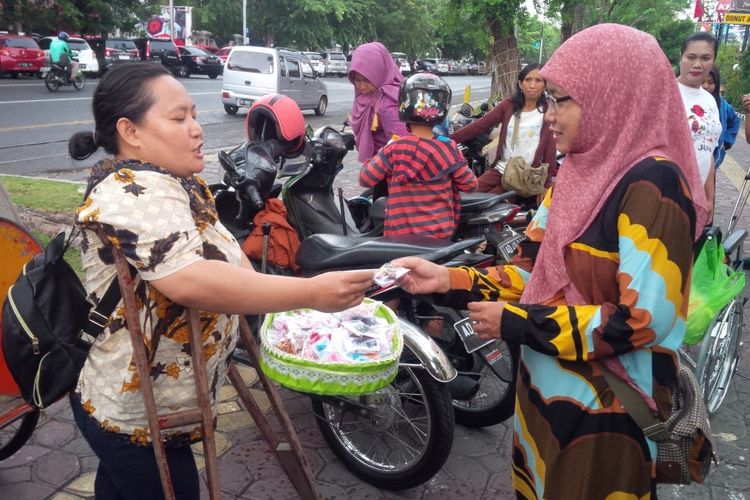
[2,230,123,408]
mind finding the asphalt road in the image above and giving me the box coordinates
[0,73,492,178]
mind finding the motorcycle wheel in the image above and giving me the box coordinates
[73,75,85,91]
[44,71,59,92]
[0,402,39,461]
[311,358,454,490]
[452,341,518,427]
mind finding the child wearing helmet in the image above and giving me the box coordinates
[359,73,477,239]
[50,32,80,82]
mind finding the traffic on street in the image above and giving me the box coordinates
[0,74,492,180]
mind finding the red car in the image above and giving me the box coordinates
[0,34,46,78]
[215,46,233,64]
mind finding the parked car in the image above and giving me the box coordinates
[0,34,47,78]
[216,46,233,64]
[131,36,181,75]
[390,52,411,75]
[87,37,141,75]
[175,45,222,78]
[192,43,218,54]
[322,51,347,77]
[413,58,437,73]
[221,46,327,116]
[38,36,99,77]
[86,37,139,75]
[303,51,325,76]
[477,61,488,75]
[436,59,450,74]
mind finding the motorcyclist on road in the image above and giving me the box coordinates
[49,32,79,82]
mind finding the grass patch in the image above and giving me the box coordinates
[0,175,83,213]
[31,231,84,279]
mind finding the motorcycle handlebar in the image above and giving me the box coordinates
[241,181,264,211]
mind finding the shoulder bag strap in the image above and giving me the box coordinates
[599,362,671,442]
[510,112,521,153]
[77,226,136,346]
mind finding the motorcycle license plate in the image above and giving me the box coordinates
[453,317,494,354]
[40,66,50,74]
[497,226,525,262]
[238,98,253,106]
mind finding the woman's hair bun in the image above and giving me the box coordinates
[68,131,100,161]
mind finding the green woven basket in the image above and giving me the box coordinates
[258,299,403,395]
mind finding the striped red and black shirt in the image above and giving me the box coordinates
[359,135,477,238]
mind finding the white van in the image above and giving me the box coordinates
[322,51,347,77]
[221,46,328,116]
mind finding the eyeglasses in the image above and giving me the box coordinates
[544,91,572,113]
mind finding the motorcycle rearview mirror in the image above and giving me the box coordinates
[459,103,473,117]
[218,150,242,179]
[305,124,314,140]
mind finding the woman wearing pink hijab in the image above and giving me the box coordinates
[393,24,708,498]
[348,42,408,164]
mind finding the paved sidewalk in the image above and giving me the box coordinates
[1,142,749,499]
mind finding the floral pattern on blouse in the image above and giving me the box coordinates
[75,159,242,444]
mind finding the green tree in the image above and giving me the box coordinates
[0,0,160,36]
[543,0,692,43]
[448,0,527,100]
[516,13,560,64]
[656,18,695,67]
[717,46,742,109]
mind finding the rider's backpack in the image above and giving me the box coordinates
[1,230,123,409]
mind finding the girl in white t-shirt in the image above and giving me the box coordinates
[677,31,721,220]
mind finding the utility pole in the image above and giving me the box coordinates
[169,0,174,39]
[243,0,248,45]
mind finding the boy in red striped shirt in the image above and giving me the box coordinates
[359,73,477,239]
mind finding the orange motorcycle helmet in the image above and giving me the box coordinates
[245,94,306,158]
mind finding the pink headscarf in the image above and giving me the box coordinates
[348,42,404,163]
[523,24,708,305]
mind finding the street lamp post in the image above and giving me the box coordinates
[169,0,174,40]
[243,0,248,45]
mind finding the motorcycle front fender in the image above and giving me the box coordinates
[397,319,457,383]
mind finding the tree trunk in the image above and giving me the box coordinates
[560,0,590,42]
[488,22,521,101]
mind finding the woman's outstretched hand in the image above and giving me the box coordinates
[391,257,451,295]
[309,270,374,312]
[468,300,506,340]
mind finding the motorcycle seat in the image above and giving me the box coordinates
[460,192,514,213]
[296,233,483,274]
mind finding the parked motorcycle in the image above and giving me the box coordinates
[44,61,84,92]
[211,127,520,487]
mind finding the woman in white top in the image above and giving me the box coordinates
[451,63,557,206]
[677,31,721,220]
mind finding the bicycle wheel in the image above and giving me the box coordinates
[694,297,745,414]
[0,398,39,461]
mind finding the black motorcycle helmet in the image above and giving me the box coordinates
[398,73,451,126]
